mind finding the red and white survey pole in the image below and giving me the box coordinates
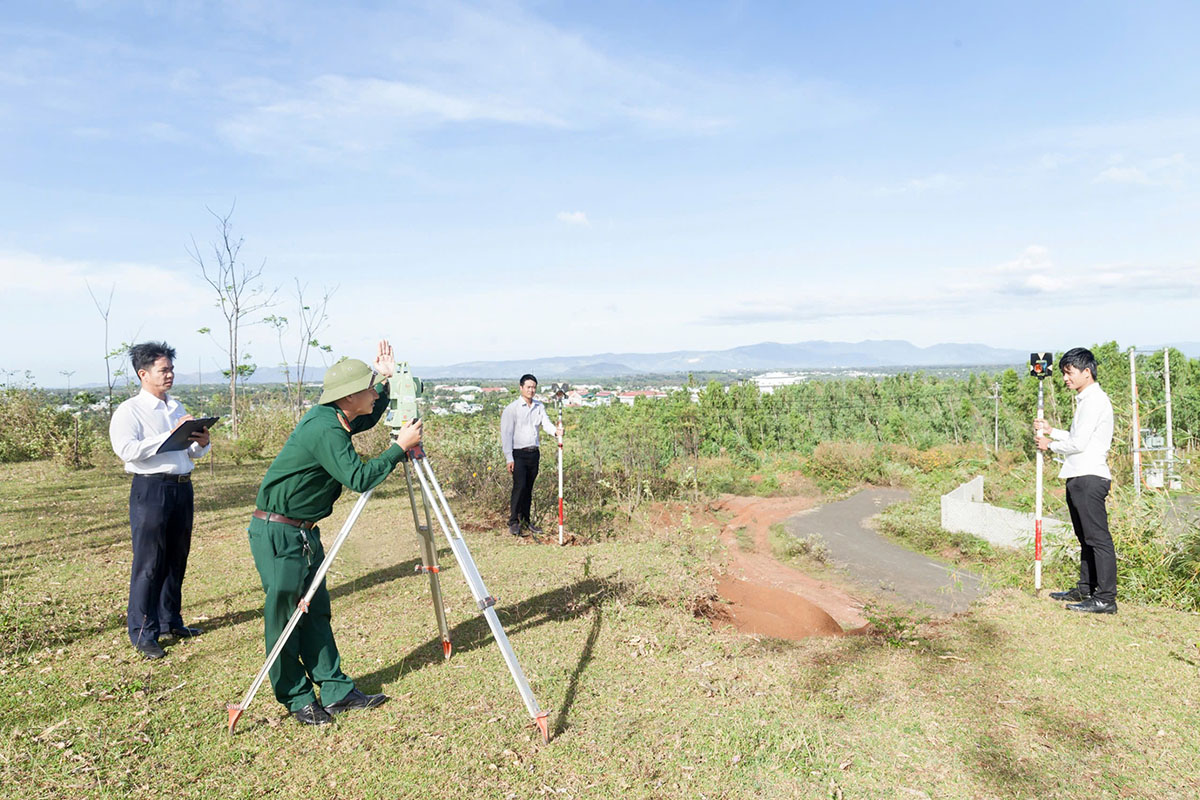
[551,383,569,546]
[1030,352,1053,592]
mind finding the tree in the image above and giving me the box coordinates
[188,204,276,437]
[85,282,119,417]
[263,280,336,421]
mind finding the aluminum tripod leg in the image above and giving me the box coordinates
[228,489,374,734]
[403,461,452,659]
[408,453,552,742]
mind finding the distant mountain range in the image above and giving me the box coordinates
[79,339,1200,387]
[399,340,1032,380]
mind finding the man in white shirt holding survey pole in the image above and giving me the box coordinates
[1034,347,1117,614]
[500,374,563,537]
[109,342,213,658]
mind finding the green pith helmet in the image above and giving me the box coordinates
[319,359,376,405]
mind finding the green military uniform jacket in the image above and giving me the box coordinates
[255,383,404,521]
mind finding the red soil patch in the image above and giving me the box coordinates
[711,575,845,639]
[672,490,871,641]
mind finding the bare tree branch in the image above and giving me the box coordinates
[187,203,276,437]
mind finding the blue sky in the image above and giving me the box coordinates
[2,1,1198,385]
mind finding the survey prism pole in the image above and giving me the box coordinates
[1030,352,1053,592]
[551,383,570,546]
[227,489,375,734]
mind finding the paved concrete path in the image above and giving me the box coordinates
[784,488,985,616]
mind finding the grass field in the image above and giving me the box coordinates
[2,457,1199,799]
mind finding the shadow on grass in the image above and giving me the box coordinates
[352,575,624,706]
[552,602,604,739]
[0,547,433,659]
[772,605,1114,797]
[953,612,1111,797]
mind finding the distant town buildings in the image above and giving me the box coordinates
[616,389,668,406]
[752,372,808,394]
[419,381,699,414]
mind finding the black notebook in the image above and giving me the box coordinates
[156,417,219,454]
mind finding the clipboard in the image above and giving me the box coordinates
[156,417,219,454]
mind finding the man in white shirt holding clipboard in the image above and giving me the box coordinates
[109,342,213,659]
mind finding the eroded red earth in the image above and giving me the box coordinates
[651,489,870,641]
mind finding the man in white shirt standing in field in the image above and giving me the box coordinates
[1035,347,1117,614]
[499,374,563,537]
[109,342,212,658]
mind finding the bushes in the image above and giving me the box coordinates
[1106,489,1200,611]
[217,398,297,463]
[0,388,102,468]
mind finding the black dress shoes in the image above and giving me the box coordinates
[508,523,523,537]
[1066,597,1118,614]
[291,702,333,726]
[168,625,204,638]
[524,522,543,535]
[134,640,166,660]
[1049,588,1092,602]
[324,688,389,716]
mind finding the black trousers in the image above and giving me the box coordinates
[509,448,540,526]
[127,475,194,645]
[1065,475,1116,603]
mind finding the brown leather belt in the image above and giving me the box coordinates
[252,509,315,530]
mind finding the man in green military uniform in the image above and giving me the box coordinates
[248,339,422,726]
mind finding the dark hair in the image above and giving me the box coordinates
[1058,347,1097,380]
[519,374,537,387]
[129,341,177,374]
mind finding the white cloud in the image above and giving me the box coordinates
[1094,165,1150,185]
[994,245,1052,274]
[702,247,1200,326]
[875,172,962,196]
[210,3,867,160]
[0,250,200,306]
[1092,152,1190,186]
[1023,273,1064,292]
[556,211,589,226]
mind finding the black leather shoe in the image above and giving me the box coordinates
[1066,597,1118,614]
[168,625,204,638]
[524,522,543,535]
[291,702,333,726]
[134,640,166,660]
[1049,588,1091,602]
[324,688,389,716]
[508,523,522,537]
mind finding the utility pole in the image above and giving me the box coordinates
[1130,349,1142,497]
[991,382,1000,452]
[60,370,75,395]
[1164,347,1179,490]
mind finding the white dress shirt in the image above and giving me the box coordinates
[109,389,211,475]
[1048,382,1113,480]
[499,397,558,463]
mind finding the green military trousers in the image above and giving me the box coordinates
[247,516,355,712]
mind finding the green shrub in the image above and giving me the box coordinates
[0,388,98,466]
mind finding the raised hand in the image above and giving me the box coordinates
[373,339,396,379]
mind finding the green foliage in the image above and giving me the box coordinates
[0,388,103,467]
[861,602,931,647]
[211,391,300,463]
[768,523,829,564]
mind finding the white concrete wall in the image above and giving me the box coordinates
[941,475,1068,549]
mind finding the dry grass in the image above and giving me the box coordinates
[2,458,1199,799]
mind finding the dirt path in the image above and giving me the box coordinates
[713,494,868,629]
[783,487,985,615]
